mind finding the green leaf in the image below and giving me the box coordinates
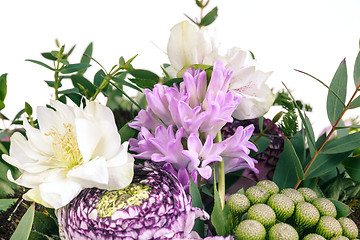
[41,52,57,61]
[33,211,59,236]
[349,95,360,109]
[273,137,304,189]
[79,42,93,75]
[128,78,157,90]
[306,151,352,178]
[10,203,35,240]
[189,178,204,238]
[113,77,142,93]
[0,198,16,211]
[94,69,106,87]
[305,116,316,157]
[330,199,352,218]
[29,231,51,240]
[163,78,183,87]
[128,69,159,81]
[353,50,360,88]
[200,7,218,26]
[342,157,360,181]
[211,181,229,236]
[0,73,7,102]
[70,75,96,97]
[326,59,347,125]
[57,88,80,95]
[321,131,360,154]
[25,102,33,116]
[119,123,137,143]
[64,93,83,106]
[26,59,54,71]
[250,136,270,157]
[61,63,91,74]
[45,80,62,88]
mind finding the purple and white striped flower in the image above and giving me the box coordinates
[57,161,209,240]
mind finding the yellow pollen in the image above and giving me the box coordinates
[46,123,83,169]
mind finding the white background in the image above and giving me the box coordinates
[1,0,360,136]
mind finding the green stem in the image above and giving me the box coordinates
[215,131,225,209]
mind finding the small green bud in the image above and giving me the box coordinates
[245,186,270,204]
[297,187,318,203]
[337,217,359,239]
[234,219,266,240]
[256,180,279,195]
[245,203,276,229]
[268,222,299,240]
[267,193,295,221]
[316,216,343,239]
[281,188,305,205]
[227,193,250,216]
[294,201,320,228]
[302,233,326,240]
[312,198,337,217]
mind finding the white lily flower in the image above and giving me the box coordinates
[166,21,275,119]
[2,100,134,209]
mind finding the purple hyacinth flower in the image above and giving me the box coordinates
[58,161,209,240]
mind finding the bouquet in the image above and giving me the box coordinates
[0,1,359,239]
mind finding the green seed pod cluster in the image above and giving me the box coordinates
[227,180,359,240]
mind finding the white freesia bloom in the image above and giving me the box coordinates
[166,21,275,119]
[2,100,134,209]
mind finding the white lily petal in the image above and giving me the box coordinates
[23,119,53,155]
[75,118,100,163]
[39,179,82,209]
[50,99,76,124]
[67,156,109,188]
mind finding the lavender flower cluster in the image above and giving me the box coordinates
[129,61,258,190]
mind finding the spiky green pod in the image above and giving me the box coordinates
[257,180,279,195]
[234,219,266,240]
[312,198,337,217]
[227,193,251,216]
[268,222,299,240]
[316,216,343,239]
[280,188,305,205]
[302,233,327,240]
[297,187,318,203]
[267,193,295,221]
[245,186,270,205]
[245,203,276,229]
[337,217,359,239]
[294,201,320,228]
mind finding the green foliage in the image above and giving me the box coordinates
[190,178,205,238]
[0,73,7,111]
[10,203,35,240]
[185,0,218,28]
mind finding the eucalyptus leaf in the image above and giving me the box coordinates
[64,93,83,106]
[25,102,33,116]
[61,63,91,74]
[353,50,360,88]
[79,42,93,75]
[342,157,360,181]
[113,77,142,92]
[349,95,360,109]
[70,75,96,97]
[330,199,352,218]
[305,115,316,157]
[45,80,62,88]
[94,69,106,87]
[33,211,59,236]
[128,78,157,90]
[57,88,80,95]
[189,178,204,238]
[119,123,138,143]
[128,69,159,81]
[0,198,16,211]
[250,136,270,156]
[26,59,54,71]
[321,131,360,154]
[200,7,218,26]
[10,203,35,240]
[163,78,183,87]
[306,151,352,179]
[41,52,57,61]
[0,73,7,102]
[326,59,347,125]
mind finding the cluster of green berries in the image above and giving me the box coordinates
[226,180,359,240]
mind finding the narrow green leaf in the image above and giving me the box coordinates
[342,157,360,181]
[163,78,183,87]
[330,199,352,218]
[326,59,347,125]
[64,93,83,106]
[306,151,352,178]
[128,69,159,81]
[26,59,54,71]
[113,77,142,93]
[273,137,304,189]
[79,42,93,75]
[200,7,218,26]
[0,198,16,211]
[305,116,316,157]
[250,136,270,157]
[349,95,360,109]
[119,123,137,143]
[41,52,57,61]
[128,78,157,90]
[57,88,80,94]
[211,182,229,236]
[10,203,35,240]
[61,63,91,74]
[25,102,33,116]
[70,75,96,97]
[189,178,205,238]
[50,51,59,59]
[322,131,360,154]
[45,80,62,88]
[353,50,360,88]
[0,73,7,102]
